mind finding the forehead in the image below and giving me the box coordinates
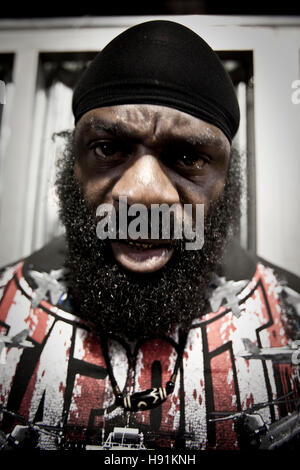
[75,104,230,152]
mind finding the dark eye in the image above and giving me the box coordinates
[177,152,208,170]
[90,141,121,159]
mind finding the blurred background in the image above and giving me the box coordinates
[0,2,300,281]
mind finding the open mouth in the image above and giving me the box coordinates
[110,239,175,273]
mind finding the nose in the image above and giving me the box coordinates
[111,152,180,207]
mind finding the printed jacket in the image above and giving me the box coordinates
[0,237,299,450]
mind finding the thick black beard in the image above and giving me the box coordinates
[55,131,241,340]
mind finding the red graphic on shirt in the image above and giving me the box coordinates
[0,262,298,449]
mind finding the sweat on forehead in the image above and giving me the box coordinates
[72,20,240,143]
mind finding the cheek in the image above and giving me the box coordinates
[178,173,227,215]
[205,174,227,202]
[74,160,113,210]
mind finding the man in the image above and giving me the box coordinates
[0,20,299,451]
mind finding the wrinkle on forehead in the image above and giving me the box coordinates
[76,104,230,152]
[113,104,191,138]
[115,103,193,131]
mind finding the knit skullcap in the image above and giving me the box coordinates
[72,20,240,142]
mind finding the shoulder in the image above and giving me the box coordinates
[0,235,71,312]
[219,237,300,338]
[221,236,300,292]
[0,236,66,285]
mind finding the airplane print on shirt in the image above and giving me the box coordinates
[0,261,299,449]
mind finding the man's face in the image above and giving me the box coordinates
[56,103,238,339]
[73,104,231,274]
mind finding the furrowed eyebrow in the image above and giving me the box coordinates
[163,134,227,151]
[80,118,133,137]
[183,134,227,149]
[80,117,227,150]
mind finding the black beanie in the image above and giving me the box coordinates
[72,20,240,142]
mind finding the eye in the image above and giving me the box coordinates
[90,141,121,159]
[176,152,209,170]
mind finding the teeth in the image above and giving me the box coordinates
[128,241,153,248]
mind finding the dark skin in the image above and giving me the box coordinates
[73,104,231,273]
